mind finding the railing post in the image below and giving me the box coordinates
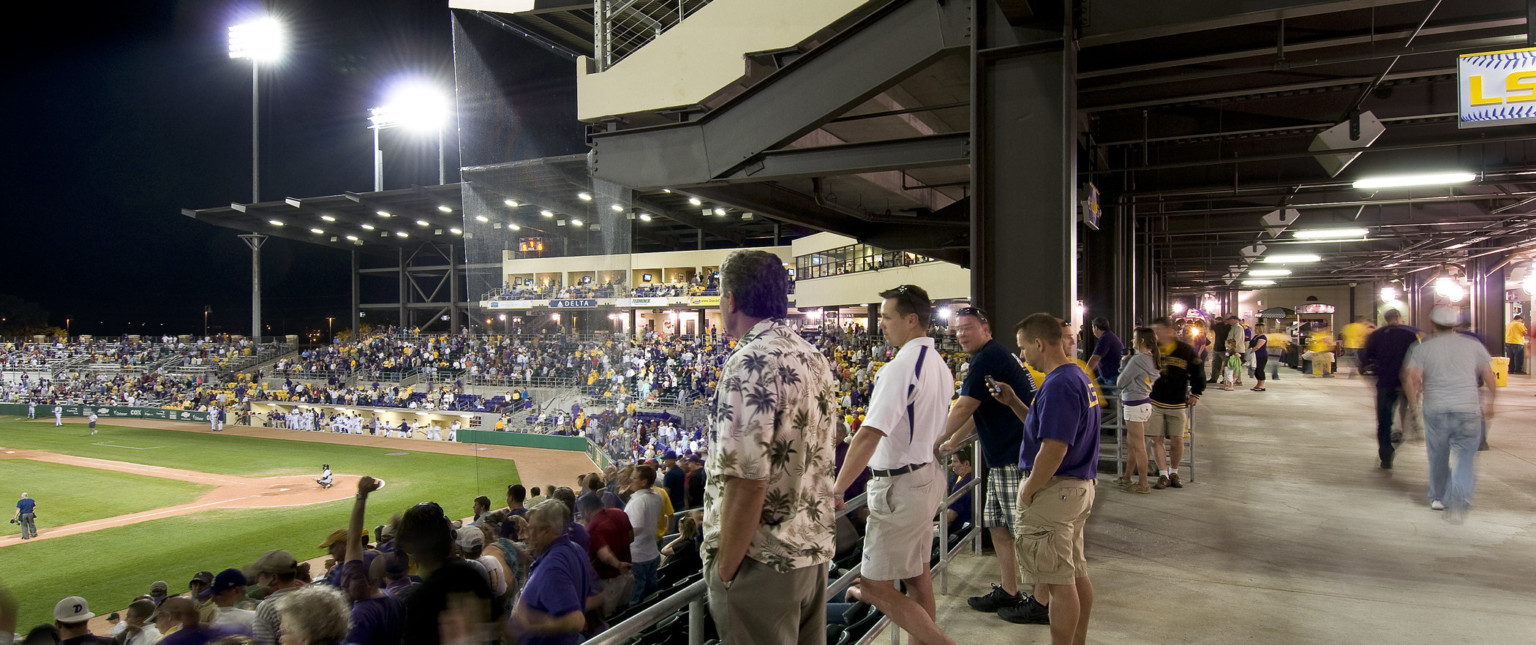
[688,595,704,645]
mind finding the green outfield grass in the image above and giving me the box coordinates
[0,418,521,629]
[0,460,212,527]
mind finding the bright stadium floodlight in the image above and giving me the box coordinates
[268,219,284,227]
[1261,253,1322,263]
[713,208,726,216]
[1241,280,1276,287]
[1352,172,1475,190]
[1248,269,1292,277]
[1293,227,1369,240]
[228,17,286,62]
[369,80,451,188]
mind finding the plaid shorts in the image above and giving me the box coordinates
[984,466,1023,529]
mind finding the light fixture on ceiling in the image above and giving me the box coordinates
[688,197,702,206]
[437,205,452,213]
[320,215,336,222]
[611,204,624,212]
[395,231,408,238]
[1435,276,1465,303]
[1261,254,1322,263]
[416,220,429,227]
[449,227,462,235]
[1248,269,1292,277]
[504,199,519,207]
[309,228,323,234]
[1381,286,1399,301]
[509,224,521,231]
[571,218,583,227]
[1352,172,1475,190]
[268,219,284,226]
[540,210,554,218]
[639,213,652,222]
[1241,280,1276,287]
[361,223,375,230]
[376,210,391,217]
[1293,228,1369,240]
[713,208,726,216]
[346,235,359,241]
[475,215,489,223]
[577,192,592,201]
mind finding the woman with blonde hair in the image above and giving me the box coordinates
[1115,327,1161,494]
[276,585,350,645]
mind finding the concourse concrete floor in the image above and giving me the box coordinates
[914,364,1536,644]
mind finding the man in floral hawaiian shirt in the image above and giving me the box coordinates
[704,250,839,645]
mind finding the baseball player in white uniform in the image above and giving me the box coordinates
[53,405,63,426]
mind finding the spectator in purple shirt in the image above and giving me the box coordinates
[342,477,404,645]
[509,500,598,645]
[1360,309,1421,469]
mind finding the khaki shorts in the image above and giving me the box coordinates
[1014,477,1095,586]
[863,463,943,581]
[1148,405,1187,438]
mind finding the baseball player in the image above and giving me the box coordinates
[27,401,35,419]
[317,464,333,489]
[53,404,63,426]
[88,412,98,435]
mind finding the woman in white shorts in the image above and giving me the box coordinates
[1116,327,1162,494]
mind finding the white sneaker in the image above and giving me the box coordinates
[1430,500,1445,511]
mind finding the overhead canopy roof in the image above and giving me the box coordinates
[488,0,1536,289]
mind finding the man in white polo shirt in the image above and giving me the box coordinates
[835,284,955,645]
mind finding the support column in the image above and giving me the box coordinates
[351,249,361,336]
[449,243,461,334]
[1405,273,1431,330]
[972,1,1077,329]
[1470,253,1506,357]
[398,248,409,330]
[238,234,268,341]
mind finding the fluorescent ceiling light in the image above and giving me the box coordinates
[475,215,489,223]
[1242,280,1276,287]
[437,205,452,213]
[320,215,335,222]
[1352,172,1475,190]
[1248,269,1292,277]
[504,199,519,207]
[509,224,521,231]
[1261,254,1322,263]
[449,227,462,235]
[345,235,358,241]
[540,210,553,218]
[416,220,430,227]
[361,223,375,230]
[1293,228,1368,240]
[376,210,391,218]
[310,228,324,234]
[268,219,284,226]
[611,204,624,212]
[570,218,583,227]
[577,192,592,201]
[395,231,408,238]
[713,208,726,216]
[639,213,652,222]
[688,197,702,206]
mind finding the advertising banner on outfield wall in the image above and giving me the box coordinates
[0,403,208,423]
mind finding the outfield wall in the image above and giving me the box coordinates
[0,403,208,423]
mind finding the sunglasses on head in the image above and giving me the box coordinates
[955,307,987,323]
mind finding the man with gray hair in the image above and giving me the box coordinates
[13,493,36,540]
[1403,306,1496,524]
[704,249,839,645]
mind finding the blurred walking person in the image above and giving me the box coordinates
[1360,310,1419,469]
[1504,313,1527,375]
[1402,307,1496,523]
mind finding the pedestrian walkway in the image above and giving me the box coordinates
[927,366,1536,644]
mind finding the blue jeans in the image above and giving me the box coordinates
[631,557,660,606]
[1270,349,1283,379]
[1423,410,1481,517]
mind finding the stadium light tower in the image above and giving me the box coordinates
[230,16,284,344]
[369,82,450,190]
[228,16,286,202]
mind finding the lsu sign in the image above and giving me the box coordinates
[1459,47,1536,128]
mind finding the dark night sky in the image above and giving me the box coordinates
[0,0,579,338]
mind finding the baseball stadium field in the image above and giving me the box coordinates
[0,416,561,630]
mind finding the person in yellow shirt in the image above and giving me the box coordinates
[1264,328,1290,381]
[1506,313,1528,375]
[1340,317,1373,379]
[1304,322,1337,377]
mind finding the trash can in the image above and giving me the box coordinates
[1491,357,1510,387]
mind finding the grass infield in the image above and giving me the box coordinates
[0,460,212,527]
[0,419,520,629]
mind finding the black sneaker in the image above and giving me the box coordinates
[967,584,1024,612]
[998,596,1050,624]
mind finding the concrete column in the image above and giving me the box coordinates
[971,0,1077,330]
[351,249,361,336]
[1470,253,1506,357]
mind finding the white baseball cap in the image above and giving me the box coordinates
[1430,306,1461,328]
[54,596,95,623]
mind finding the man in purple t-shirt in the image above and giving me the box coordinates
[997,313,1100,643]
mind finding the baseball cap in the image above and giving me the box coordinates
[662,449,678,460]
[243,549,299,579]
[208,568,249,596]
[54,596,96,623]
[149,581,168,597]
[456,526,484,552]
[190,571,215,586]
[1430,306,1461,328]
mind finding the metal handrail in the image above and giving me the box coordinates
[585,435,982,645]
